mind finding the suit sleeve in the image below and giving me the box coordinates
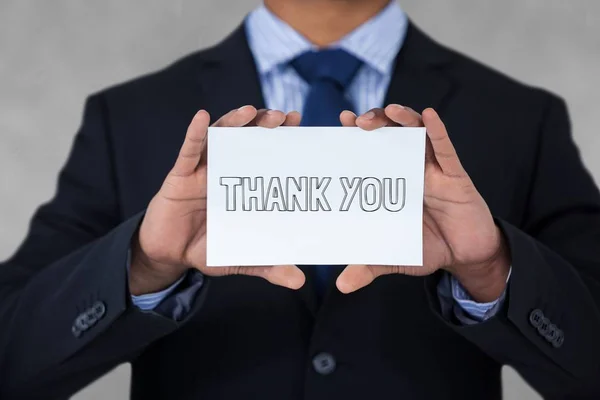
[0,94,208,399]
[426,94,600,398]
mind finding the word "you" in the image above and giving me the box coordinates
[219,177,406,212]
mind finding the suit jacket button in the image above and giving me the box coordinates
[313,352,336,375]
[552,330,565,348]
[529,309,544,328]
[538,319,550,336]
[75,314,89,331]
[92,301,106,319]
[545,324,558,342]
[71,324,82,338]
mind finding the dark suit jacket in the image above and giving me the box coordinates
[1,22,600,400]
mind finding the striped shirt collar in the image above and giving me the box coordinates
[245,1,409,76]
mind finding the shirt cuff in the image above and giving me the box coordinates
[131,275,187,311]
[437,267,512,325]
[126,250,186,311]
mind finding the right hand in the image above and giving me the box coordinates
[129,106,306,295]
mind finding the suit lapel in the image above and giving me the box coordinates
[384,23,455,116]
[198,25,266,118]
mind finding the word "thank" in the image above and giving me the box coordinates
[219,177,406,212]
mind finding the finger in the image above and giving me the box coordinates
[336,264,399,294]
[248,109,287,128]
[422,108,466,177]
[170,110,210,177]
[424,136,437,166]
[340,110,357,127]
[384,104,424,127]
[226,264,305,290]
[355,108,399,131]
[283,111,302,126]
[264,264,306,289]
[212,105,258,127]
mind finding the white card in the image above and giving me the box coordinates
[206,127,425,267]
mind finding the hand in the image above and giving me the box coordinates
[129,106,305,295]
[336,105,511,302]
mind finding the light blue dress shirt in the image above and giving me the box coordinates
[132,1,508,324]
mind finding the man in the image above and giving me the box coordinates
[1,0,599,398]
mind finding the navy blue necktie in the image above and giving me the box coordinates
[290,49,363,298]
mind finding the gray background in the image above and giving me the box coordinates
[1,0,598,398]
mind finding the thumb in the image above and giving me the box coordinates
[336,265,401,293]
[207,264,306,290]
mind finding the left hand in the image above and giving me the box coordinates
[336,104,511,302]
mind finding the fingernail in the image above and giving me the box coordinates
[266,110,277,116]
[363,111,376,120]
[392,104,405,110]
[337,280,353,294]
[237,105,251,111]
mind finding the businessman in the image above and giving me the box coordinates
[1,0,600,398]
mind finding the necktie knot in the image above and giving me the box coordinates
[291,49,363,89]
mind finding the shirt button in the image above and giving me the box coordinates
[312,352,336,375]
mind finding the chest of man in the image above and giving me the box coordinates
[102,44,536,399]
